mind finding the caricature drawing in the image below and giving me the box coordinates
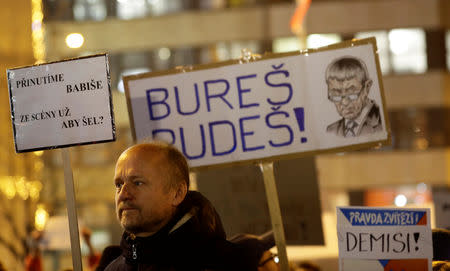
[325,56,382,137]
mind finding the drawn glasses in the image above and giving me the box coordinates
[328,85,365,103]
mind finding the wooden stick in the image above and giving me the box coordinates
[61,148,83,271]
[259,162,289,271]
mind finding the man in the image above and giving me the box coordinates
[106,141,265,271]
[325,56,382,137]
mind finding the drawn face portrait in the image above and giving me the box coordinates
[327,77,372,120]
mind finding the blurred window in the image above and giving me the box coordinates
[306,33,341,48]
[74,0,107,21]
[272,36,301,53]
[388,28,427,74]
[355,31,390,74]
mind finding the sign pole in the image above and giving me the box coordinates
[259,162,289,271]
[61,148,83,271]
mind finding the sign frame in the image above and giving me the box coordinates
[7,53,116,153]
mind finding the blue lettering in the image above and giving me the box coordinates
[180,126,206,160]
[239,115,264,152]
[264,64,293,107]
[146,88,170,120]
[265,111,293,147]
[204,79,233,112]
[237,74,259,109]
[209,120,237,156]
[174,85,200,116]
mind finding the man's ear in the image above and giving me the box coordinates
[364,79,373,91]
[172,181,187,207]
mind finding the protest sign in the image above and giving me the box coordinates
[337,207,432,271]
[6,54,115,271]
[7,54,115,153]
[124,37,390,169]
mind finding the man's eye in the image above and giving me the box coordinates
[134,180,144,186]
[115,183,123,189]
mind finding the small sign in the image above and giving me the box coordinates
[337,207,433,271]
[7,54,115,152]
[124,38,390,169]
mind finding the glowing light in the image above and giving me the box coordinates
[16,177,29,200]
[273,255,279,264]
[272,37,301,53]
[0,177,16,199]
[394,194,407,207]
[31,0,46,63]
[307,34,341,48]
[158,47,171,60]
[33,151,44,157]
[416,182,427,193]
[28,181,43,201]
[66,33,85,49]
[290,0,311,34]
[35,204,49,231]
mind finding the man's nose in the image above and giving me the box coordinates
[341,95,351,105]
[117,182,134,201]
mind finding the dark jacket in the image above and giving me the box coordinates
[326,99,382,137]
[105,191,264,271]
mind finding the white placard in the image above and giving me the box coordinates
[337,207,433,271]
[7,54,115,152]
[124,38,389,169]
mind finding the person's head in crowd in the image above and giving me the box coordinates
[229,231,279,271]
[114,141,189,236]
[326,56,373,121]
[433,261,450,271]
[297,260,321,271]
[432,228,450,261]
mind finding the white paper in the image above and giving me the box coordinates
[7,55,115,152]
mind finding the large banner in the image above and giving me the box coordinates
[7,54,115,152]
[124,38,390,168]
[337,207,433,271]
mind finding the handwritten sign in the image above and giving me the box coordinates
[337,207,432,271]
[7,54,115,152]
[124,38,389,169]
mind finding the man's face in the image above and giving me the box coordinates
[327,77,371,120]
[114,148,176,236]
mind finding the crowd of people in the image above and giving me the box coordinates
[2,141,447,271]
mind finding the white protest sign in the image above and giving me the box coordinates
[124,38,389,169]
[337,207,432,271]
[7,54,115,153]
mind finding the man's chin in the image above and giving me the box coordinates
[342,111,358,120]
[122,223,142,234]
